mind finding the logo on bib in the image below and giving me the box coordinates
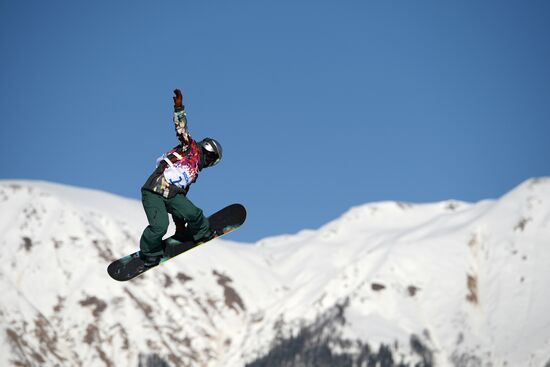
[164,165,194,189]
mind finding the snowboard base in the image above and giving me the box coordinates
[107,203,246,281]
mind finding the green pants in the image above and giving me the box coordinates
[139,189,211,256]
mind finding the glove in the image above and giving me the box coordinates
[173,89,183,110]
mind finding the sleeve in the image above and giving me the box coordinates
[155,153,167,168]
[174,106,191,145]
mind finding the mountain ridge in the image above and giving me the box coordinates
[1,178,549,367]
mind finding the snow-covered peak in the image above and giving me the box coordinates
[0,179,145,224]
[1,178,549,367]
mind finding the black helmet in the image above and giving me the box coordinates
[199,138,223,167]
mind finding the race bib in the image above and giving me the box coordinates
[163,164,193,189]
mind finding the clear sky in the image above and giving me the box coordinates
[1,0,549,242]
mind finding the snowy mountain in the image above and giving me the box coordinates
[1,178,549,367]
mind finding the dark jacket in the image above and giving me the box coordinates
[142,107,206,198]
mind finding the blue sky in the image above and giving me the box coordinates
[1,0,549,242]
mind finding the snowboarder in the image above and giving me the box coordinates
[139,89,223,268]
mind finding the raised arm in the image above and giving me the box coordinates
[173,89,191,146]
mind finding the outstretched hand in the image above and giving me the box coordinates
[173,89,183,109]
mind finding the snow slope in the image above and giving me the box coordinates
[0,178,549,367]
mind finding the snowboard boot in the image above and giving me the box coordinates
[139,252,162,268]
[195,229,219,244]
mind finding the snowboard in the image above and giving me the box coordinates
[107,203,246,281]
